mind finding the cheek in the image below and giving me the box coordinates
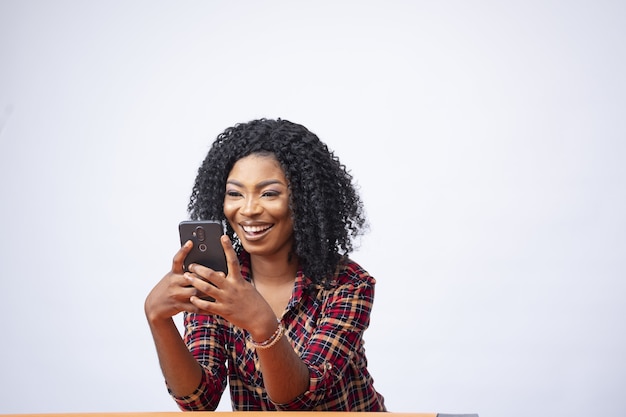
[280,210,295,232]
[223,201,236,221]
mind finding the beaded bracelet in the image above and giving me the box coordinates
[248,320,284,350]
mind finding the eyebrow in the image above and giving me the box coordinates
[226,179,286,189]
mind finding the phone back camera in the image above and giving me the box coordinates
[194,226,206,242]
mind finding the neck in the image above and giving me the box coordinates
[250,253,299,286]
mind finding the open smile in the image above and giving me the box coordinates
[240,223,273,240]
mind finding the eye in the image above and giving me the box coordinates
[226,189,242,198]
[261,190,280,198]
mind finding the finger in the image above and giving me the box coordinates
[221,235,240,278]
[172,240,193,273]
[189,295,217,312]
[185,272,220,297]
[188,263,227,288]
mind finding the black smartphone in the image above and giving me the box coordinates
[178,220,228,273]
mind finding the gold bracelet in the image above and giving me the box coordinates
[249,320,284,350]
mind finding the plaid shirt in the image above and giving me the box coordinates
[169,252,386,411]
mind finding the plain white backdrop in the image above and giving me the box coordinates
[1,1,625,416]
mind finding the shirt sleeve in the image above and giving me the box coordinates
[272,272,375,410]
[168,312,229,411]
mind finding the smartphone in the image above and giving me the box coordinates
[178,220,228,274]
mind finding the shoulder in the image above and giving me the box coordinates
[312,258,377,327]
[331,257,376,289]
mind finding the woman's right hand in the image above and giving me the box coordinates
[143,240,209,401]
[144,240,198,324]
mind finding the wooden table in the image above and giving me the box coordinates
[0,413,438,417]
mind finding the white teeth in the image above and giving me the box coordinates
[242,225,271,233]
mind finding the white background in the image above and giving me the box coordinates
[1,1,625,416]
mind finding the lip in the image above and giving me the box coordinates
[239,222,274,241]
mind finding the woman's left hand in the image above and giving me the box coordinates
[183,235,278,336]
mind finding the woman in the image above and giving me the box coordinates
[145,118,386,411]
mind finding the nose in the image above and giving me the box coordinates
[240,196,262,216]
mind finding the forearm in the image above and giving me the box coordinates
[147,316,203,397]
[251,321,310,405]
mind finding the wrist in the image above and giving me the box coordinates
[249,318,283,350]
[248,314,282,345]
[146,311,175,328]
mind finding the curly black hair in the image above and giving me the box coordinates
[188,118,367,286]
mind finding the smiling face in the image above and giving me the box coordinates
[223,153,295,259]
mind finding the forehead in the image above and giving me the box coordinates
[228,153,286,182]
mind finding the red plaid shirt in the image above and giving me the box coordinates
[168,252,386,411]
